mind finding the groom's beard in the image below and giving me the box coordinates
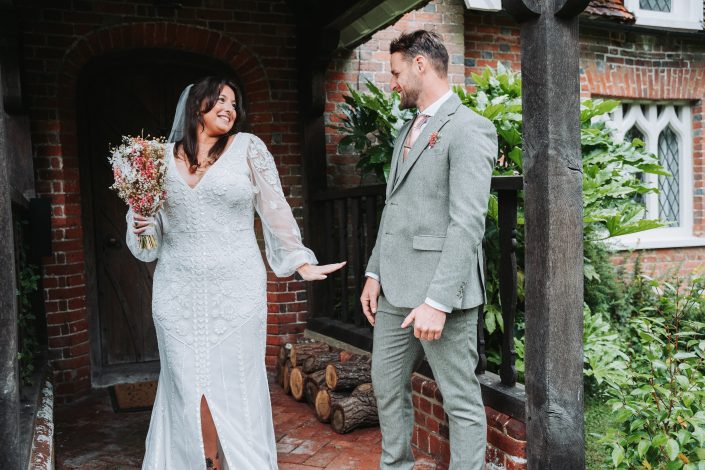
[399,82,421,110]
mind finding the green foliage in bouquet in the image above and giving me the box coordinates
[599,274,705,469]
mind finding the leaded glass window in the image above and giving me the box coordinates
[608,101,694,245]
[625,0,702,31]
[658,127,680,224]
[639,0,672,13]
[625,126,646,205]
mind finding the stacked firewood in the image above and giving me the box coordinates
[276,340,378,434]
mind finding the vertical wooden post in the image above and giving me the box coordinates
[297,24,339,318]
[503,0,590,467]
[0,1,21,466]
[498,188,518,387]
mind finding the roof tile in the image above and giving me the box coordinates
[584,0,636,23]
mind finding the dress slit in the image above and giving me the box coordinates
[200,394,229,470]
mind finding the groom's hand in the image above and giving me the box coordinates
[401,303,446,341]
[360,277,380,326]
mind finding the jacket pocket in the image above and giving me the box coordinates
[412,235,446,251]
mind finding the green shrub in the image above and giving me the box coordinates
[16,221,41,386]
[601,274,705,469]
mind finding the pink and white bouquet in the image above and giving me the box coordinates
[108,135,167,250]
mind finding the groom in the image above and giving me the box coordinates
[360,30,497,470]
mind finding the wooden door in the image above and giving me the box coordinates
[78,50,235,377]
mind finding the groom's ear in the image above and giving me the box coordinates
[414,55,425,72]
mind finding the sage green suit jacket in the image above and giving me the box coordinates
[366,94,498,311]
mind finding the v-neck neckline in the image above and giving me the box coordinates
[170,133,240,191]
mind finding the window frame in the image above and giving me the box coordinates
[624,0,704,31]
[607,101,703,250]
[464,0,502,12]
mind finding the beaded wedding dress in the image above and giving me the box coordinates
[126,133,317,469]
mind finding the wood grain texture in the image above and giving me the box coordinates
[518,1,588,467]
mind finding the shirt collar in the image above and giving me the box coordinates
[418,89,453,117]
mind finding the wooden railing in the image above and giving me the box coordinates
[307,176,524,392]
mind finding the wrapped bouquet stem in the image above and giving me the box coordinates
[108,135,167,250]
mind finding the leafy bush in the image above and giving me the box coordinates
[329,81,412,182]
[601,274,705,469]
[16,221,41,386]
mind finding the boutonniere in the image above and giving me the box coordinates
[428,132,440,148]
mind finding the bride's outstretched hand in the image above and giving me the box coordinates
[297,262,346,281]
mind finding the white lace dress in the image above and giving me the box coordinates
[125,133,317,470]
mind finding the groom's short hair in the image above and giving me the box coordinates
[390,30,449,78]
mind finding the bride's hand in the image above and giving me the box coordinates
[297,262,346,281]
[132,213,153,235]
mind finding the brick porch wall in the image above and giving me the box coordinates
[412,374,527,469]
[17,0,308,402]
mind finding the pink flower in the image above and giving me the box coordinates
[429,132,440,148]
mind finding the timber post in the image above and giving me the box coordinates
[503,0,590,467]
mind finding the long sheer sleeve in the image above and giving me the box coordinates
[247,135,318,277]
[125,208,164,262]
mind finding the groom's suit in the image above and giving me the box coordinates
[366,93,497,470]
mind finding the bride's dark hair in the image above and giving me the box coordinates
[176,76,245,173]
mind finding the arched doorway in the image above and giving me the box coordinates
[77,49,239,385]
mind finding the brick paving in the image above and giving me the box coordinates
[54,377,439,469]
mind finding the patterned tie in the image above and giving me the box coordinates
[402,113,430,161]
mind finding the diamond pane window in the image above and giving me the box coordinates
[608,101,695,247]
[640,0,672,12]
[625,127,646,205]
[657,127,680,225]
[625,0,702,30]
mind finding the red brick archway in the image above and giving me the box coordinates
[39,22,280,401]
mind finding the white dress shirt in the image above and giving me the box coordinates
[366,89,455,313]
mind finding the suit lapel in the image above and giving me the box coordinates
[390,94,461,196]
[387,120,413,198]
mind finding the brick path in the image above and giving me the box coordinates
[54,377,439,469]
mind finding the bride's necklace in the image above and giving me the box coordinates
[189,157,214,174]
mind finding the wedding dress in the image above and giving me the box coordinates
[125,132,317,469]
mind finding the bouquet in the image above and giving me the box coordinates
[108,135,167,250]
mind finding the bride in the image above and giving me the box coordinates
[126,76,345,469]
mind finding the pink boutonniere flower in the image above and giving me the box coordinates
[428,132,440,148]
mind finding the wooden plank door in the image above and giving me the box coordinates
[77,51,234,376]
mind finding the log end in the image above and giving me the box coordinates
[290,367,305,401]
[325,364,337,390]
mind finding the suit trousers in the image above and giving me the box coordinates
[371,295,486,470]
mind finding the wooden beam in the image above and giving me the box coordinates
[0,74,20,470]
[503,0,588,467]
[0,4,23,113]
[297,25,338,319]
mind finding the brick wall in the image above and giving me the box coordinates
[613,246,705,279]
[464,10,521,85]
[411,374,527,469]
[17,0,309,402]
